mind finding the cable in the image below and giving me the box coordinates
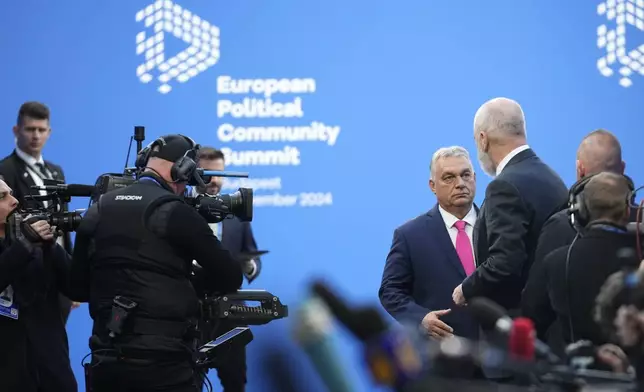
[565,233,580,343]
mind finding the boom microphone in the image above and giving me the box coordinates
[32,183,95,197]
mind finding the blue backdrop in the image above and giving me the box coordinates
[0,1,643,391]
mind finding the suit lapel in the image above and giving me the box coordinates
[473,203,486,266]
[426,206,466,278]
[11,153,37,194]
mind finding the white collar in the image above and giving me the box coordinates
[496,145,530,175]
[438,205,477,228]
[15,147,44,167]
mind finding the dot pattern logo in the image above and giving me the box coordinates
[597,0,644,88]
[135,0,220,94]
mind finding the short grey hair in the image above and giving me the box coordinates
[430,146,473,180]
[473,97,527,139]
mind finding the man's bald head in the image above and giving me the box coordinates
[584,172,631,225]
[576,129,624,180]
[473,97,527,141]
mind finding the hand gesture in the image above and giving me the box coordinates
[421,309,454,340]
[28,220,55,242]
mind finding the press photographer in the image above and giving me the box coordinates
[68,134,243,392]
[0,179,77,392]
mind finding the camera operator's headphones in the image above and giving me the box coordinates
[565,172,635,342]
[135,134,201,183]
[567,173,635,232]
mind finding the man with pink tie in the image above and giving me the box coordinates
[379,146,479,343]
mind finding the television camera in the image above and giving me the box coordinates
[27,126,254,224]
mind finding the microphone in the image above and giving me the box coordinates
[31,183,95,197]
[292,296,355,392]
[509,317,535,361]
[310,280,423,390]
[469,297,560,364]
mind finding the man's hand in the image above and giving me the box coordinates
[28,220,55,242]
[421,309,454,340]
[452,284,466,306]
[597,344,630,374]
[71,302,81,310]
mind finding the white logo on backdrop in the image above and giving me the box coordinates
[135,0,220,94]
[597,0,644,88]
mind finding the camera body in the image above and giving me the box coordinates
[19,180,84,233]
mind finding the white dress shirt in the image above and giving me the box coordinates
[496,145,530,176]
[438,205,477,266]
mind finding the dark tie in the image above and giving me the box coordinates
[35,163,51,179]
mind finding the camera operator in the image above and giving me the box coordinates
[522,172,639,349]
[68,135,243,392]
[0,179,77,392]
[190,147,261,392]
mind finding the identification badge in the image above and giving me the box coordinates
[0,285,19,320]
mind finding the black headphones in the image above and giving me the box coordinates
[135,134,201,183]
[568,172,635,231]
[565,171,634,342]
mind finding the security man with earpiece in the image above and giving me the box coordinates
[68,134,243,392]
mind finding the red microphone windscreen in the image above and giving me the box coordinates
[509,317,535,361]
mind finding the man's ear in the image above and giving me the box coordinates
[429,179,436,194]
[576,160,584,179]
[12,125,19,138]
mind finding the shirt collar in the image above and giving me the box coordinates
[15,147,44,166]
[438,204,477,228]
[496,145,530,176]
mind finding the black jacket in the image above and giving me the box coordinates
[462,148,568,310]
[69,174,243,356]
[0,239,77,392]
[523,227,639,346]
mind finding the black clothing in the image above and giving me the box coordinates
[69,174,243,390]
[462,148,568,310]
[0,239,77,392]
[522,227,639,346]
[0,150,74,323]
[195,217,260,392]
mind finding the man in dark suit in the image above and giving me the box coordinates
[380,146,479,345]
[452,97,568,312]
[194,147,261,392]
[0,102,78,324]
[524,172,638,346]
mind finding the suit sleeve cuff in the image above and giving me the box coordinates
[461,274,475,300]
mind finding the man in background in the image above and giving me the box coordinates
[380,146,480,346]
[453,97,568,312]
[0,101,78,324]
[194,146,261,392]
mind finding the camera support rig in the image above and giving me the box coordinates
[196,289,289,369]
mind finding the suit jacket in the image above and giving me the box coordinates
[221,217,262,284]
[0,150,72,252]
[0,150,74,322]
[379,204,479,341]
[462,148,568,311]
[525,228,638,346]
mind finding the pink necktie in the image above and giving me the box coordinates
[453,220,475,276]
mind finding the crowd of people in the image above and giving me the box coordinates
[379,97,643,384]
[0,102,261,392]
